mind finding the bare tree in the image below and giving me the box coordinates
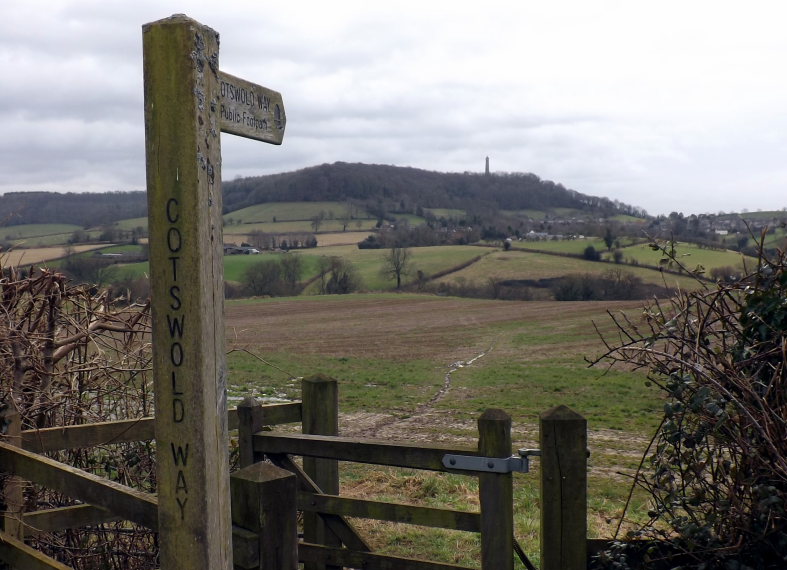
[381,246,411,289]
[310,211,325,232]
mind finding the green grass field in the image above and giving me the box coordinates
[616,241,754,273]
[501,209,548,220]
[1,223,85,247]
[302,244,486,290]
[224,201,369,223]
[718,210,787,222]
[0,223,81,240]
[423,208,465,218]
[112,217,148,231]
[391,213,427,225]
[439,248,702,291]
[514,238,610,253]
[223,218,378,237]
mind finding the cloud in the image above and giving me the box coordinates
[2,1,787,215]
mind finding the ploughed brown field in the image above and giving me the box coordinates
[224,295,642,364]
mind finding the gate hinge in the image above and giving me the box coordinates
[442,448,541,474]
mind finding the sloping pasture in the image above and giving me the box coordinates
[616,241,754,273]
[1,223,88,247]
[223,201,366,223]
[301,244,487,291]
[436,248,702,291]
[223,218,377,239]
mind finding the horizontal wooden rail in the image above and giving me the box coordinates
[22,504,121,535]
[21,402,301,452]
[22,418,155,453]
[0,441,158,530]
[255,432,479,471]
[297,491,481,532]
[0,530,72,570]
[299,542,476,570]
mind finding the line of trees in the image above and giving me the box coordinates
[246,230,317,251]
[242,256,303,297]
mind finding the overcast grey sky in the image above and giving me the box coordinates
[2,1,786,216]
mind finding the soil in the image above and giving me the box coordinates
[225,295,641,363]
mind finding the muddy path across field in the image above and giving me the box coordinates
[345,345,494,439]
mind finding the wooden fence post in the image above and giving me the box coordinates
[231,462,298,570]
[301,375,340,570]
[540,405,587,570]
[478,408,514,570]
[237,397,265,468]
[143,15,232,569]
[2,411,24,541]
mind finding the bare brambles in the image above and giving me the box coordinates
[0,265,155,569]
[592,240,787,569]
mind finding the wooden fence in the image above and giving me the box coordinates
[0,376,588,570]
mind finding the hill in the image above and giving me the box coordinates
[0,191,147,228]
[222,162,646,219]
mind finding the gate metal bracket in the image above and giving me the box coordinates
[443,448,541,474]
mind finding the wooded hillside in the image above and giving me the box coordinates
[222,162,646,218]
[0,191,147,227]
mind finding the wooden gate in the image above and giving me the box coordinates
[0,379,586,569]
[233,375,588,570]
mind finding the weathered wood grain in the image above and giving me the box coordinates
[267,453,371,552]
[299,542,476,570]
[301,375,341,570]
[20,405,298,453]
[218,71,286,144]
[297,491,481,532]
[540,405,587,570]
[237,399,301,467]
[231,462,297,570]
[478,409,514,570]
[22,504,120,535]
[254,432,478,471]
[0,530,73,570]
[22,418,155,452]
[0,441,157,530]
[3,410,24,539]
[143,13,231,568]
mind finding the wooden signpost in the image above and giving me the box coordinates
[142,14,285,569]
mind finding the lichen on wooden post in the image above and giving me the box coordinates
[143,14,231,569]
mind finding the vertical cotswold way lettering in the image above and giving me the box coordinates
[165,196,189,518]
[172,442,189,520]
[144,15,286,568]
